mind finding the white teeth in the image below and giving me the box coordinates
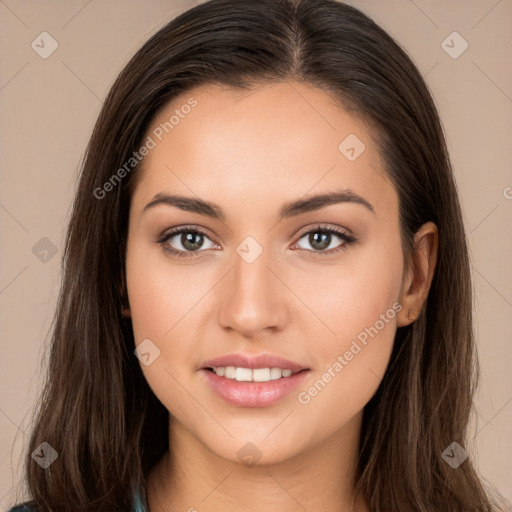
[270,368,282,380]
[211,366,297,382]
[235,367,252,381]
[253,368,271,381]
[224,366,236,379]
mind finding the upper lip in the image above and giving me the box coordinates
[199,353,309,373]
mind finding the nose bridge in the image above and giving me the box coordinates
[233,239,272,294]
[217,235,286,334]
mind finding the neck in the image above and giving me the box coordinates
[146,411,369,512]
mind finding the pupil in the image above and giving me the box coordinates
[182,232,203,251]
[310,232,330,250]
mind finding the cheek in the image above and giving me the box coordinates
[125,242,208,418]
[299,227,404,349]
[125,239,184,381]
[126,237,208,343]
[294,231,404,427]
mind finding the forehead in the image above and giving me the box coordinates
[132,81,396,219]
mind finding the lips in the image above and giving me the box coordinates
[199,352,309,373]
[197,352,311,407]
[199,366,311,407]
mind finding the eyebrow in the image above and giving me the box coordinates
[143,189,375,221]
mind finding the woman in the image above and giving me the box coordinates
[9,0,507,510]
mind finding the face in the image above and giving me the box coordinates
[125,81,406,465]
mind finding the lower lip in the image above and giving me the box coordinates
[200,368,310,408]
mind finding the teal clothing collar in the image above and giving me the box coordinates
[9,488,148,511]
[134,487,148,511]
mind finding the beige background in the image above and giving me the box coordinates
[0,0,511,508]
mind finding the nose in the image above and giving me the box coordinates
[217,242,289,337]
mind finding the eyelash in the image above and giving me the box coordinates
[156,224,358,260]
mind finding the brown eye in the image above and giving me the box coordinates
[294,225,358,256]
[157,227,217,259]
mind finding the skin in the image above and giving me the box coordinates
[124,81,438,511]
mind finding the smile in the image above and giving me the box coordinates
[200,367,310,407]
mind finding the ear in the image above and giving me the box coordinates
[396,221,438,327]
[119,270,131,319]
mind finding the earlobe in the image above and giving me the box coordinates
[396,222,438,327]
[407,310,418,322]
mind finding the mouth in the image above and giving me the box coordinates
[199,366,311,407]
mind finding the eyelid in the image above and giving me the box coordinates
[293,222,354,239]
[158,224,217,241]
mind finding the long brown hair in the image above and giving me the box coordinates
[12,0,507,510]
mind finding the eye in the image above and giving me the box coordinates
[156,224,358,260]
[157,226,218,259]
[292,224,358,256]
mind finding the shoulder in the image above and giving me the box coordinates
[7,493,146,511]
[7,505,34,512]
